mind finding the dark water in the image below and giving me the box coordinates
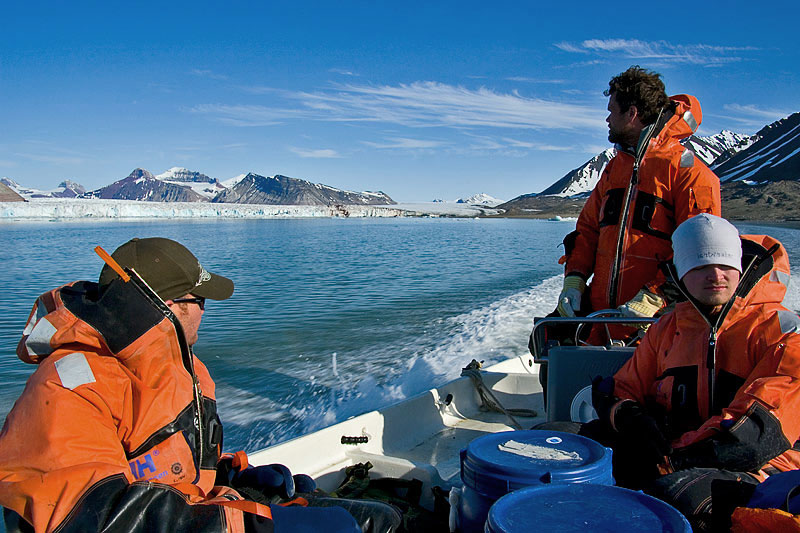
[2,219,799,454]
[0,218,571,452]
[1,217,799,533]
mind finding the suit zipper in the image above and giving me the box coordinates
[608,166,637,308]
[117,266,206,475]
[707,327,718,417]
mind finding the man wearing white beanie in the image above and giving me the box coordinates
[590,214,800,531]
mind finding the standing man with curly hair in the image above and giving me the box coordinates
[554,65,722,344]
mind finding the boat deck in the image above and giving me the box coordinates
[401,411,542,485]
[248,357,545,509]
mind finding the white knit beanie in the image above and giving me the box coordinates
[672,213,742,279]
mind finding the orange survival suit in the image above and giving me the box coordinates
[563,94,722,318]
[612,235,800,476]
[0,278,274,532]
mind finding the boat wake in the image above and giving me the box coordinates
[220,275,563,452]
[222,268,800,453]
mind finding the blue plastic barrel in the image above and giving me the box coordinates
[457,430,613,533]
[486,483,691,532]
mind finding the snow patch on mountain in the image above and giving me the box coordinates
[456,193,505,206]
[714,113,800,183]
[1,177,86,199]
[684,130,757,167]
[154,167,224,199]
[221,174,249,189]
[539,148,616,197]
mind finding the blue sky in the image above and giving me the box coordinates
[2,1,798,202]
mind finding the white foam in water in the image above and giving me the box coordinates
[402,274,563,381]
[292,275,563,436]
[215,387,291,425]
[331,352,339,378]
[232,264,800,449]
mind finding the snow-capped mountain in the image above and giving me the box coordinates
[539,148,616,197]
[456,193,505,206]
[89,168,207,202]
[714,112,800,183]
[535,130,756,198]
[220,174,248,189]
[155,167,225,199]
[212,173,395,205]
[1,177,86,199]
[683,130,757,167]
[5,167,396,206]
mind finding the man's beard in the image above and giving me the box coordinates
[608,128,626,145]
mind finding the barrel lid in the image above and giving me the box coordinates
[487,484,691,532]
[461,430,611,493]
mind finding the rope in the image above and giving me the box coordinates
[460,360,537,430]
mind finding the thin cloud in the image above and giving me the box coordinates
[191,81,603,131]
[502,138,572,151]
[190,104,304,126]
[554,42,587,54]
[362,137,447,149]
[585,144,611,155]
[289,147,342,158]
[172,142,248,152]
[556,39,760,66]
[505,77,566,84]
[293,81,603,130]
[13,142,90,165]
[239,85,282,95]
[554,59,605,69]
[191,69,228,80]
[329,68,358,76]
[723,103,791,121]
[714,104,793,129]
[14,152,86,165]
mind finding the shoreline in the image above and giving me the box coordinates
[0,199,503,220]
[735,220,800,230]
[2,200,798,229]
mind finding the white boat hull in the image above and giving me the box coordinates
[247,354,544,510]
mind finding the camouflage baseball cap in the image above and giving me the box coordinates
[99,237,234,301]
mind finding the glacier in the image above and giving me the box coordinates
[0,198,497,220]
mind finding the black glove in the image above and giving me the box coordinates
[614,401,672,465]
[611,401,673,489]
[231,463,319,503]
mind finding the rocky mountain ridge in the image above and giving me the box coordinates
[212,173,395,205]
[714,112,800,183]
[5,167,396,206]
[89,169,208,202]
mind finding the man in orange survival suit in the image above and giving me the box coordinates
[591,214,800,531]
[555,66,721,342]
[0,238,373,532]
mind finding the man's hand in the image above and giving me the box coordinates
[557,275,586,317]
[232,463,297,501]
[614,401,672,464]
[618,289,664,318]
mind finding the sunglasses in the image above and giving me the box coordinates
[171,296,206,310]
